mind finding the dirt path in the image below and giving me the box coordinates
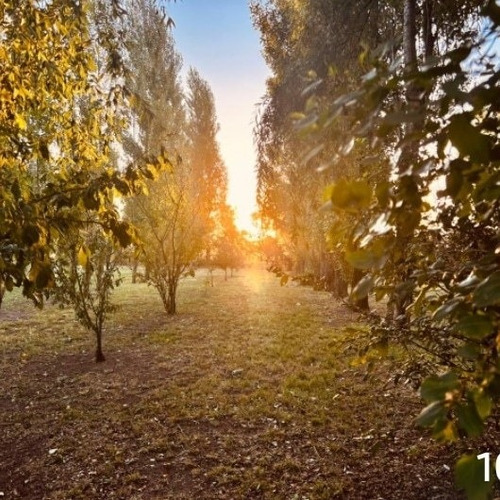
[0,268,488,499]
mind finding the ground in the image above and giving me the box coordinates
[0,267,497,499]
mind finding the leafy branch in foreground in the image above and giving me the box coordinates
[0,0,170,307]
[304,2,500,497]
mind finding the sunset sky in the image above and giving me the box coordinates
[165,0,270,233]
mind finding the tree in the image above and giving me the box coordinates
[307,1,499,497]
[134,169,204,314]
[121,2,229,314]
[52,226,121,362]
[0,0,162,309]
[123,0,185,159]
[250,0,385,302]
[130,66,229,312]
[185,68,228,251]
[211,205,246,279]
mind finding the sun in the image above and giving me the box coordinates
[230,203,259,237]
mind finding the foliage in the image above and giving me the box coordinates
[123,0,185,159]
[0,0,164,308]
[304,2,500,497]
[132,170,204,314]
[209,204,247,278]
[52,226,122,362]
[186,67,228,225]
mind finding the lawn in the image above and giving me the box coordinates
[0,267,492,499]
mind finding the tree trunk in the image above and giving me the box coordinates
[95,330,106,362]
[422,0,434,61]
[167,282,177,315]
[336,271,348,299]
[131,258,139,284]
[0,277,5,309]
[399,0,419,175]
[387,0,421,323]
[403,0,417,71]
[353,268,369,311]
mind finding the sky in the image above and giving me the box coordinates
[164,0,270,233]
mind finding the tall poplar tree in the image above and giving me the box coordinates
[186,68,228,251]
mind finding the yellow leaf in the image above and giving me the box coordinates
[77,247,89,266]
[14,113,27,130]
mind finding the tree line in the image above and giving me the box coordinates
[251,0,500,496]
[0,0,246,361]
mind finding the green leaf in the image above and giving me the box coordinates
[114,178,131,196]
[473,391,492,420]
[448,114,491,164]
[432,298,462,321]
[329,179,372,213]
[457,272,481,290]
[375,181,391,207]
[474,171,500,202]
[35,265,53,289]
[420,372,460,403]
[301,144,324,166]
[346,248,387,270]
[12,179,21,200]
[455,454,492,500]
[408,286,427,316]
[5,276,14,292]
[456,402,484,437]
[22,225,41,247]
[473,272,500,308]
[77,246,89,267]
[433,420,458,442]
[112,222,133,247]
[14,113,27,130]
[294,112,319,131]
[457,343,481,361]
[445,160,465,197]
[415,401,446,428]
[381,110,425,126]
[83,190,100,210]
[455,314,493,340]
[39,141,50,161]
[351,274,374,301]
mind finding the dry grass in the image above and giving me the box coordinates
[0,266,489,499]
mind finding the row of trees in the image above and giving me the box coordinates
[252,0,500,496]
[1,0,246,361]
[251,0,484,304]
[122,0,240,314]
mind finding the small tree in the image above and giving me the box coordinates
[211,205,246,279]
[53,228,121,362]
[132,170,204,314]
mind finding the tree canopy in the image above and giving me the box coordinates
[0,0,163,306]
[1,0,241,356]
[253,0,500,496]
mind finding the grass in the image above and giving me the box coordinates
[0,266,482,499]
